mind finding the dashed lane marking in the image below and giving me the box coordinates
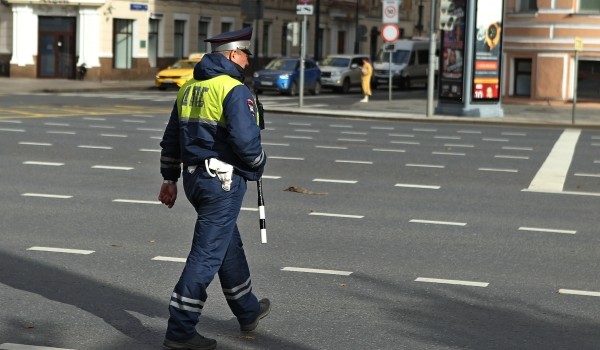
[502,146,533,151]
[27,246,94,255]
[395,183,440,189]
[269,156,304,160]
[559,289,600,297]
[518,227,576,235]
[336,138,366,142]
[313,178,357,184]
[335,160,373,164]
[19,142,52,146]
[478,168,518,173]
[152,256,186,263]
[482,137,510,142]
[284,135,313,139]
[315,145,348,149]
[574,173,600,178]
[91,165,134,170]
[77,145,112,150]
[0,344,75,350]
[281,267,352,276]
[0,128,25,132]
[410,219,466,226]
[444,143,474,148]
[23,161,64,166]
[262,142,290,146]
[309,212,364,219]
[406,163,445,168]
[22,193,72,199]
[391,140,420,145]
[494,155,530,159]
[432,151,465,156]
[415,277,489,287]
[373,148,405,153]
[112,199,160,204]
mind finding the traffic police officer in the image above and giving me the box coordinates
[158,26,270,350]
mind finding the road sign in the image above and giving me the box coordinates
[381,23,400,43]
[382,0,400,24]
[297,4,313,15]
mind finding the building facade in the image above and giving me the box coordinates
[0,0,435,80]
[503,0,600,101]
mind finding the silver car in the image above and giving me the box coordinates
[319,54,370,93]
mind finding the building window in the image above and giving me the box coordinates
[514,58,532,97]
[114,19,133,69]
[198,19,209,52]
[580,0,600,11]
[148,18,159,67]
[262,22,271,57]
[518,0,537,11]
[174,20,185,59]
[221,22,232,34]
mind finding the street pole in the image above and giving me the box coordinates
[426,0,437,117]
[354,0,359,54]
[299,14,307,108]
[314,0,321,61]
[572,50,579,125]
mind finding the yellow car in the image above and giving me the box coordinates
[155,53,205,90]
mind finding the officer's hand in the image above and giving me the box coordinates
[158,183,177,208]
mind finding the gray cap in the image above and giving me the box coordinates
[205,26,253,56]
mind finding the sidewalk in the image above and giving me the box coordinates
[1,77,599,128]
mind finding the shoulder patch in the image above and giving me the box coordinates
[247,99,256,116]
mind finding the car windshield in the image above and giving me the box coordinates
[171,60,197,69]
[265,59,298,71]
[320,57,350,67]
[375,50,410,65]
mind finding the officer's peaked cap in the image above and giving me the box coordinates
[205,26,253,56]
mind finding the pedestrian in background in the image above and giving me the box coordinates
[360,57,373,103]
[158,26,270,350]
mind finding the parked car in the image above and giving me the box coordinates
[252,57,321,95]
[319,54,370,93]
[373,40,431,90]
[155,52,205,90]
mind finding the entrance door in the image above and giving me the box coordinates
[38,17,76,79]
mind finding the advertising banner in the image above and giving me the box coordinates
[472,0,504,101]
[439,0,467,102]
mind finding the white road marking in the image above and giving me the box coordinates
[522,189,600,197]
[313,178,357,184]
[574,173,600,178]
[528,129,581,192]
[100,133,128,137]
[435,135,461,140]
[112,199,161,204]
[293,129,319,133]
[289,122,312,126]
[152,256,186,263]
[494,155,530,159]
[591,143,600,147]
[139,148,161,152]
[0,128,25,132]
[337,138,366,142]
[371,126,394,130]
[444,143,474,148]
[309,212,364,219]
[395,184,440,189]
[518,226,576,234]
[457,130,482,134]
[133,114,155,118]
[410,219,466,226]
[241,207,258,211]
[0,343,75,350]
[329,124,353,128]
[269,156,304,160]
[47,131,75,135]
[373,148,405,153]
[501,132,527,136]
[389,133,415,137]
[136,128,163,132]
[391,140,420,145]
[432,151,465,156]
[77,145,113,150]
[502,146,533,151]
[262,175,282,179]
[23,161,64,166]
[413,128,437,132]
[406,163,445,168]
[0,120,22,123]
[262,142,290,146]
[122,119,146,123]
[558,289,600,297]
[284,135,313,139]
[281,267,352,276]
[83,117,106,121]
[415,277,489,287]
[335,160,373,164]
[44,122,69,126]
[341,131,367,135]
[27,246,94,255]
[315,145,348,149]
[594,160,600,164]
[478,168,518,173]
[22,193,72,199]
[19,142,52,146]
[92,165,134,170]
[482,137,510,142]
[89,125,115,129]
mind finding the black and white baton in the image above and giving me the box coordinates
[257,179,267,244]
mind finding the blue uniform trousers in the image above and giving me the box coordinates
[165,166,260,341]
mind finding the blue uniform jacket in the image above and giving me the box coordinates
[160,53,266,182]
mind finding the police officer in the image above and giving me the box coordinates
[158,26,270,350]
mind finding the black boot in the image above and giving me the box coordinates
[163,333,217,350]
[240,298,271,332]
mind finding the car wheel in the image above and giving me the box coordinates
[341,78,350,94]
[288,81,298,96]
[401,76,411,90]
[310,81,321,95]
[158,86,167,91]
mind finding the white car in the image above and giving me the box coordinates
[319,54,370,93]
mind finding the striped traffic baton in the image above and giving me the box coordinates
[257,178,267,243]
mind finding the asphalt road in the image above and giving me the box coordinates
[1,90,599,350]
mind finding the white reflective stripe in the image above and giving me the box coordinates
[169,300,202,313]
[222,277,251,294]
[224,285,252,300]
[172,292,204,306]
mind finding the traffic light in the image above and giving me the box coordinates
[439,0,456,31]
[286,22,299,47]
